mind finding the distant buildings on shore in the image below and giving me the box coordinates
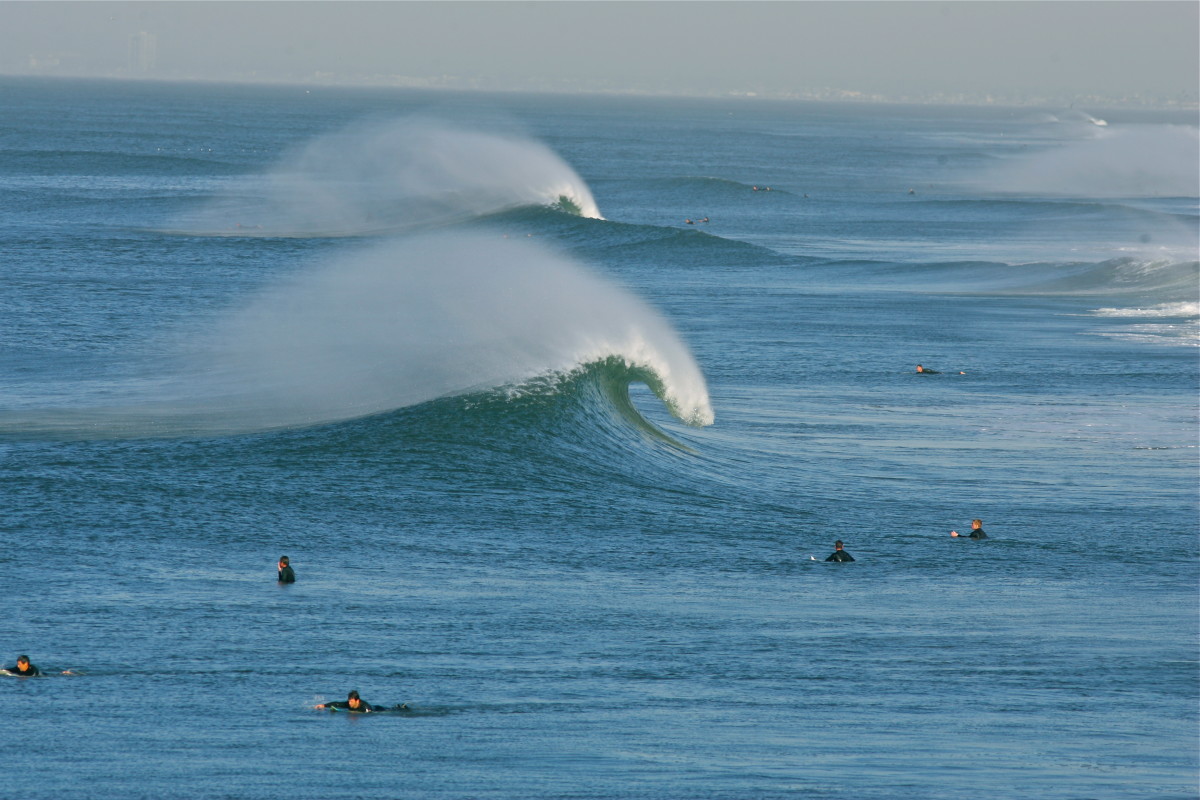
[7,36,1196,111]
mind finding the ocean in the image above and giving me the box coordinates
[1,77,1197,800]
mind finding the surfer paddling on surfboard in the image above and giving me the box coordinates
[1,654,78,677]
[317,690,376,713]
[315,690,409,713]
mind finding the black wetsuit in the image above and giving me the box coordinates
[278,565,295,583]
[3,663,43,677]
[326,700,375,713]
[826,550,855,562]
[917,368,941,375]
[966,528,987,540]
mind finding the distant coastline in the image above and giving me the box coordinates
[4,68,1195,112]
[1,69,1195,112]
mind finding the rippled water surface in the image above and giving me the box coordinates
[2,78,1197,799]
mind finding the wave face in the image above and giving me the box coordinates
[170,117,603,236]
[0,233,712,438]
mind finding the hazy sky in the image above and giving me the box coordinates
[2,1,1197,104]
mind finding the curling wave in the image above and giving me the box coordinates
[0,233,713,439]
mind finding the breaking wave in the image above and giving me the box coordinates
[0,233,713,439]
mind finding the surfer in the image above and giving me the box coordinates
[277,555,295,583]
[316,690,409,713]
[825,541,855,562]
[915,365,941,374]
[2,655,43,677]
[951,520,988,539]
[317,690,375,713]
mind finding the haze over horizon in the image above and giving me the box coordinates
[1,1,1197,109]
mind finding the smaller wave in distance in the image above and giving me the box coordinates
[977,123,1199,199]
[167,117,603,237]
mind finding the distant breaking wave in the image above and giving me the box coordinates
[167,117,602,237]
[978,124,1199,198]
[1007,257,1199,299]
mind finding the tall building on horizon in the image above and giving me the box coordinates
[129,31,157,75]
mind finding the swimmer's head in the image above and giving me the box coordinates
[16,655,29,667]
[279,556,289,566]
[971,519,982,528]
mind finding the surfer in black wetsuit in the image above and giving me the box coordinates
[2,655,43,677]
[825,540,855,562]
[316,690,410,713]
[318,690,375,713]
[277,555,295,583]
[951,519,988,539]
[915,364,941,374]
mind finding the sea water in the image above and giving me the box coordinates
[1,78,1197,799]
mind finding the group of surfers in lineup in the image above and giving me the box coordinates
[4,522,988,707]
[817,519,986,563]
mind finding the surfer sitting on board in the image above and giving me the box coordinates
[951,520,988,539]
[277,555,295,583]
[825,541,855,562]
